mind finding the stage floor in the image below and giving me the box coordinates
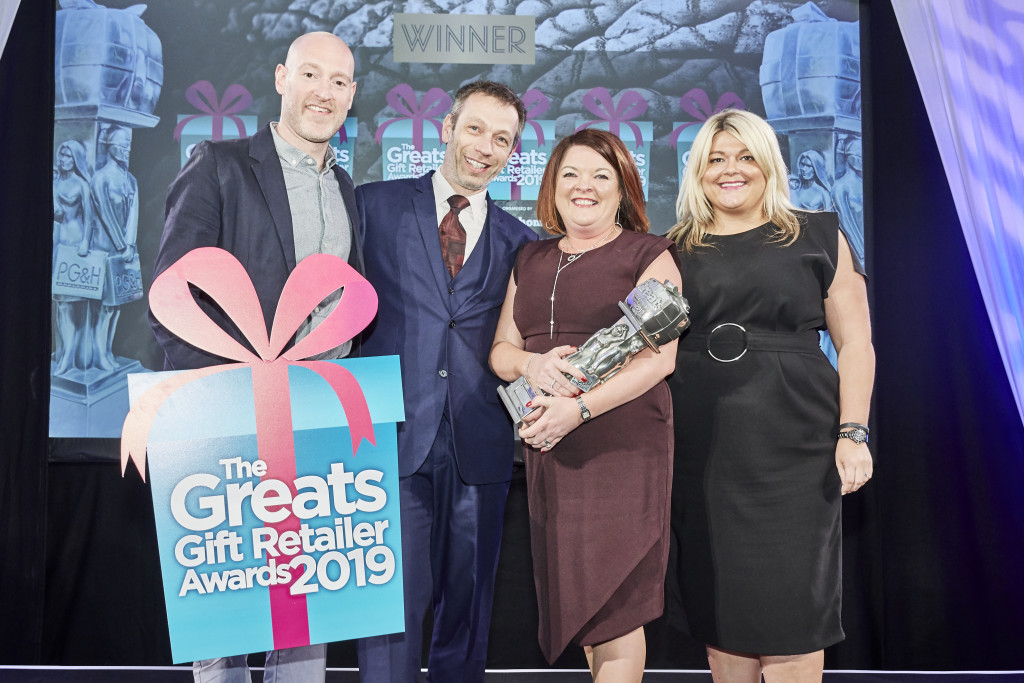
[2,668,1024,682]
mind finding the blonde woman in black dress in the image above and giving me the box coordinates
[490,129,680,682]
[666,109,874,682]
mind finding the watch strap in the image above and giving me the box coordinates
[837,427,869,444]
[576,396,591,423]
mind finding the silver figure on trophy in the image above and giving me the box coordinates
[497,278,690,424]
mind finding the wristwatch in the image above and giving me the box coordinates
[576,396,592,423]
[836,422,869,445]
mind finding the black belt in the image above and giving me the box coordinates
[679,323,821,362]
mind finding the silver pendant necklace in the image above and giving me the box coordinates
[549,224,619,338]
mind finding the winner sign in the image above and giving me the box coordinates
[122,248,405,663]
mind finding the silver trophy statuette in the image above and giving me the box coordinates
[497,278,690,424]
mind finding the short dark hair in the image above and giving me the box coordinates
[448,81,527,147]
[536,128,650,236]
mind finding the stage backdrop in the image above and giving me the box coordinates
[47,0,863,446]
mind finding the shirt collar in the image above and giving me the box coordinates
[431,170,487,219]
[270,121,337,170]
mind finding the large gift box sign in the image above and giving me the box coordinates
[122,248,405,663]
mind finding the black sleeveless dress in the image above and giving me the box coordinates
[513,230,677,662]
[666,211,860,654]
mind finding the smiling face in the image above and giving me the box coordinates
[274,32,356,159]
[554,144,621,238]
[438,93,520,196]
[701,131,767,225]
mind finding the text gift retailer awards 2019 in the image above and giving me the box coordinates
[120,247,406,663]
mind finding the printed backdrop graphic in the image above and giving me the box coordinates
[49,0,863,445]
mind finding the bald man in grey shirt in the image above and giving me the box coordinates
[152,32,362,683]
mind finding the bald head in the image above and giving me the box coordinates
[284,32,353,70]
[274,31,357,164]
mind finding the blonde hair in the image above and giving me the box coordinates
[667,109,802,252]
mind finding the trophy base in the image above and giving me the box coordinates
[567,371,600,393]
[497,376,538,425]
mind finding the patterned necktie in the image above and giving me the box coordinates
[438,194,470,279]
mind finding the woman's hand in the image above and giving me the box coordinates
[835,440,873,494]
[518,394,583,453]
[528,346,585,398]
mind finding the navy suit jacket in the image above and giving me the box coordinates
[357,172,536,485]
[152,124,363,370]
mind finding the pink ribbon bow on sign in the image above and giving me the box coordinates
[575,87,649,147]
[521,89,550,147]
[172,81,253,142]
[121,247,379,650]
[670,89,745,148]
[373,84,452,150]
[121,247,378,480]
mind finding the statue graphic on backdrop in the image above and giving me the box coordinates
[52,139,94,375]
[831,136,865,265]
[790,149,833,211]
[88,125,141,371]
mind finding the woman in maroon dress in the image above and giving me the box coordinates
[490,129,680,681]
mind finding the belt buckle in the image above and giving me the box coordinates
[706,322,748,363]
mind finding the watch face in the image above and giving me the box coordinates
[576,397,591,421]
[841,428,868,444]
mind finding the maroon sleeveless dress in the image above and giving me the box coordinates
[512,230,677,662]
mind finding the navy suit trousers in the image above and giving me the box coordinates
[358,414,509,683]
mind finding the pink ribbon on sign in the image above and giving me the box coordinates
[670,89,745,148]
[521,89,550,147]
[373,84,452,150]
[121,247,378,650]
[172,81,254,141]
[575,87,649,147]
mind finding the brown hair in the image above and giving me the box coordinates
[536,128,649,236]
[448,81,527,147]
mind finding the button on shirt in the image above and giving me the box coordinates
[271,123,352,359]
[431,171,487,263]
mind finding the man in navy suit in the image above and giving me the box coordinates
[356,81,537,682]
[152,32,360,683]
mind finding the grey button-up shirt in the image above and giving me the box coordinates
[271,123,352,359]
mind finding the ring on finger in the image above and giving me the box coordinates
[543,439,552,448]
[549,378,557,389]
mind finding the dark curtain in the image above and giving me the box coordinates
[2,0,1024,669]
[865,0,1024,669]
[0,0,54,665]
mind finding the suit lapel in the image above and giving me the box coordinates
[249,126,296,271]
[332,165,364,274]
[414,173,456,309]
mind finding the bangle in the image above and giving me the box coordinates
[524,352,539,382]
[838,422,869,434]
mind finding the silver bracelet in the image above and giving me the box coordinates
[524,352,539,383]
